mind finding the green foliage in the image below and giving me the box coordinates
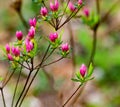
[82,12,100,28]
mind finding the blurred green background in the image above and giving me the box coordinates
[0,0,120,107]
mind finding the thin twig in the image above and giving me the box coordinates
[17,61,30,70]
[62,84,83,107]
[17,68,40,107]
[34,44,51,69]
[67,22,76,75]
[41,57,64,67]
[2,69,16,88]
[18,11,28,31]
[14,70,32,107]
[0,88,7,107]
[17,44,52,106]
[58,0,71,26]
[96,0,100,14]
[11,64,23,107]
[101,0,120,23]
[44,48,56,61]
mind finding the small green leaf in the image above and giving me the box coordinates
[0,76,3,81]
[87,63,94,78]
[71,78,80,82]
[76,71,80,79]
[84,77,94,82]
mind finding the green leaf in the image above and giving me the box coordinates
[71,78,80,82]
[76,71,81,79]
[84,77,94,82]
[32,0,41,3]
[0,76,3,81]
[87,63,94,78]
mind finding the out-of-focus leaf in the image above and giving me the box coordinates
[86,63,94,78]
[0,76,3,81]
[71,78,80,82]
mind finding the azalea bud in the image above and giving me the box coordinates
[40,7,48,16]
[80,64,87,77]
[25,39,34,52]
[83,8,89,17]
[28,26,35,39]
[68,2,76,12]
[29,18,37,27]
[12,47,20,57]
[78,0,82,5]
[7,54,13,61]
[61,43,69,52]
[5,44,10,53]
[16,31,23,41]
[50,0,59,12]
[49,32,58,42]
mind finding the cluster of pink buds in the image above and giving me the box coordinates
[49,32,58,42]
[50,0,59,12]
[40,0,59,17]
[80,64,87,77]
[5,44,21,61]
[12,47,20,57]
[5,17,37,61]
[68,0,83,12]
[25,18,36,53]
[5,44,14,61]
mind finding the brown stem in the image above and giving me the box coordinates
[14,70,32,107]
[62,84,83,107]
[58,0,71,26]
[101,0,120,23]
[18,11,28,31]
[17,44,52,106]
[11,65,23,107]
[41,57,64,68]
[67,22,76,75]
[34,44,51,69]
[17,68,40,107]
[96,0,100,14]
[0,88,6,107]
[2,69,16,88]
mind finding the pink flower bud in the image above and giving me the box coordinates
[16,31,23,41]
[28,26,35,39]
[40,7,48,16]
[68,2,76,12]
[78,0,82,5]
[61,43,69,52]
[49,32,58,42]
[83,8,89,17]
[5,44,10,53]
[7,54,13,61]
[80,64,87,77]
[29,18,37,27]
[50,0,59,12]
[12,47,20,57]
[25,39,34,52]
